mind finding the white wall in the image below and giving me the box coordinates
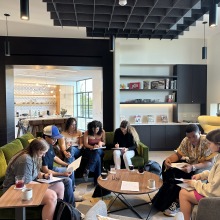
[114,38,206,128]
[207,32,220,116]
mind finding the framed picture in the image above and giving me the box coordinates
[151,80,165,89]
[129,82,141,90]
[161,115,168,123]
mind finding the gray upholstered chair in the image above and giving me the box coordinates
[84,200,140,220]
[192,197,220,220]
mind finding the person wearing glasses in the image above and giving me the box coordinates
[42,125,79,205]
[58,117,83,164]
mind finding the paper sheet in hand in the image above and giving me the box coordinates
[93,146,106,150]
[175,178,191,182]
[177,183,195,191]
[66,156,82,172]
[171,162,188,169]
[111,147,124,150]
[37,176,63,184]
[121,181,139,191]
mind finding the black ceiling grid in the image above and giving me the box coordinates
[44,0,220,39]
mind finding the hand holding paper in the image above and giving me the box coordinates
[66,156,82,172]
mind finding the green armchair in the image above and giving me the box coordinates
[103,132,149,169]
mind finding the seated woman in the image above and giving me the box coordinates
[113,120,140,170]
[3,138,64,220]
[58,117,83,164]
[83,120,105,185]
[179,129,220,220]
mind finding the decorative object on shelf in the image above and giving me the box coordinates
[167,94,174,103]
[135,115,142,124]
[143,80,150,89]
[147,115,154,123]
[60,108,67,117]
[120,83,126,89]
[129,82,141,90]
[161,115,168,123]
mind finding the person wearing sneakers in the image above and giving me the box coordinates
[83,120,105,185]
[156,124,215,217]
[179,129,220,220]
[42,125,83,204]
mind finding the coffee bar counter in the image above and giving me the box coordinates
[16,116,69,138]
[132,123,202,151]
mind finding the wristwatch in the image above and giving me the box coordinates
[192,165,196,172]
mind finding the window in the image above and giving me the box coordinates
[75,79,93,131]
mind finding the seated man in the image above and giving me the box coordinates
[155,124,215,217]
[41,125,83,204]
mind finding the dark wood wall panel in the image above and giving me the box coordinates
[0,37,113,146]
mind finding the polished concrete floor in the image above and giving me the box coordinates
[75,151,176,220]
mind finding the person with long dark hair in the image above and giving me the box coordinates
[59,117,83,163]
[3,138,64,220]
[83,120,105,185]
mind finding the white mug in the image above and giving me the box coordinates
[148,179,155,189]
[22,188,33,201]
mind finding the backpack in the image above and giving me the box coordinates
[53,199,82,220]
[144,160,162,177]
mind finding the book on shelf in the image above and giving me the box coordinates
[165,78,170,89]
[143,80,150,89]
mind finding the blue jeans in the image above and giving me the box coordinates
[65,146,81,164]
[84,148,104,184]
[53,166,75,206]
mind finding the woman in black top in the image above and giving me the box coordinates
[113,120,139,169]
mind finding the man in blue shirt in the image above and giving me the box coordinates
[42,125,82,205]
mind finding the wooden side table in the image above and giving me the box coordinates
[0,183,49,220]
[97,169,162,219]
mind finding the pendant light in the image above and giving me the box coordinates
[20,0,29,20]
[209,0,218,27]
[109,35,115,52]
[4,13,10,57]
[202,21,207,60]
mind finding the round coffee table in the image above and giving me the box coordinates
[97,169,162,219]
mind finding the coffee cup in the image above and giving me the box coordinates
[138,166,144,174]
[129,165,134,171]
[101,172,108,180]
[148,179,155,189]
[22,188,33,200]
[15,175,25,189]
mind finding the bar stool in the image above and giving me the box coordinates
[28,120,43,137]
[42,119,55,128]
[54,119,65,132]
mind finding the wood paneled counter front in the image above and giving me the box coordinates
[17,117,69,137]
